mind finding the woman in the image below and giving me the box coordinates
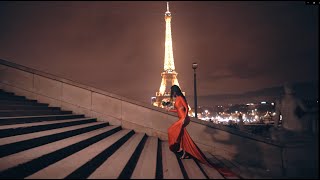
[165,85,210,164]
[166,85,238,178]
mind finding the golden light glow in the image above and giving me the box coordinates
[159,2,179,95]
[172,77,180,87]
[159,76,166,95]
[154,2,185,108]
[163,2,175,72]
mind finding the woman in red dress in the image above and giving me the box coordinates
[165,85,211,164]
[166,85,238,178]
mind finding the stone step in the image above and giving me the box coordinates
[88,133,146,179]
[0,91,14,96]
[0,95,26,100]
[0,125,120,178]
[199,152,225,179]
[131,136,158,179]
[161,141,184,179]
[0,105,60,111]
[200,163,225,179]
[0,110,73,117]
[0,100,44,105]
[214,155,241,179]
[0,91,22,96]
[0,89,247,179]
[203,152,240,179]
[0,117,96,130]
[0,117,95,138]
[0,109,64,113]
[0,121,108,158]
[0,114,85,125]
[0,93,12,96]
[0,98,37,103]
[0,103,49,109]
[0,120,103,147]
[0,104,49,109]
[180,157,207,179]
[26,129,134,179]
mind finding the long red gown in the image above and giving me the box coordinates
[168,96,238,178]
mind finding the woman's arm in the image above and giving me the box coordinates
[169,108,177,113]
[180,96,189,119]
[165,104,177,112]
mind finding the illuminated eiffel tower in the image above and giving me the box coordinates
[153,2,185,108]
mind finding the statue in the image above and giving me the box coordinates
[270,83,315,141]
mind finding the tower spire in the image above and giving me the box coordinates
[163,1,174,72]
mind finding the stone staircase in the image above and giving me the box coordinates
[0,89,241,179]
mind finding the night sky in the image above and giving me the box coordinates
[0,1,318,106]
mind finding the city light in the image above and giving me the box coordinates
[195,101,278,125]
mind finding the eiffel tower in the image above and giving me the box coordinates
[153,2,185,108]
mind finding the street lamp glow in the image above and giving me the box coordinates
[192,62,198,69]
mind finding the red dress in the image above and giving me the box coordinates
[168,96,237,178]
[168,96,210,164]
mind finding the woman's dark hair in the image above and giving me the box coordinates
[170,85,187,103]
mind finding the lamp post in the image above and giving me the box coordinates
[192,62,198,118]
